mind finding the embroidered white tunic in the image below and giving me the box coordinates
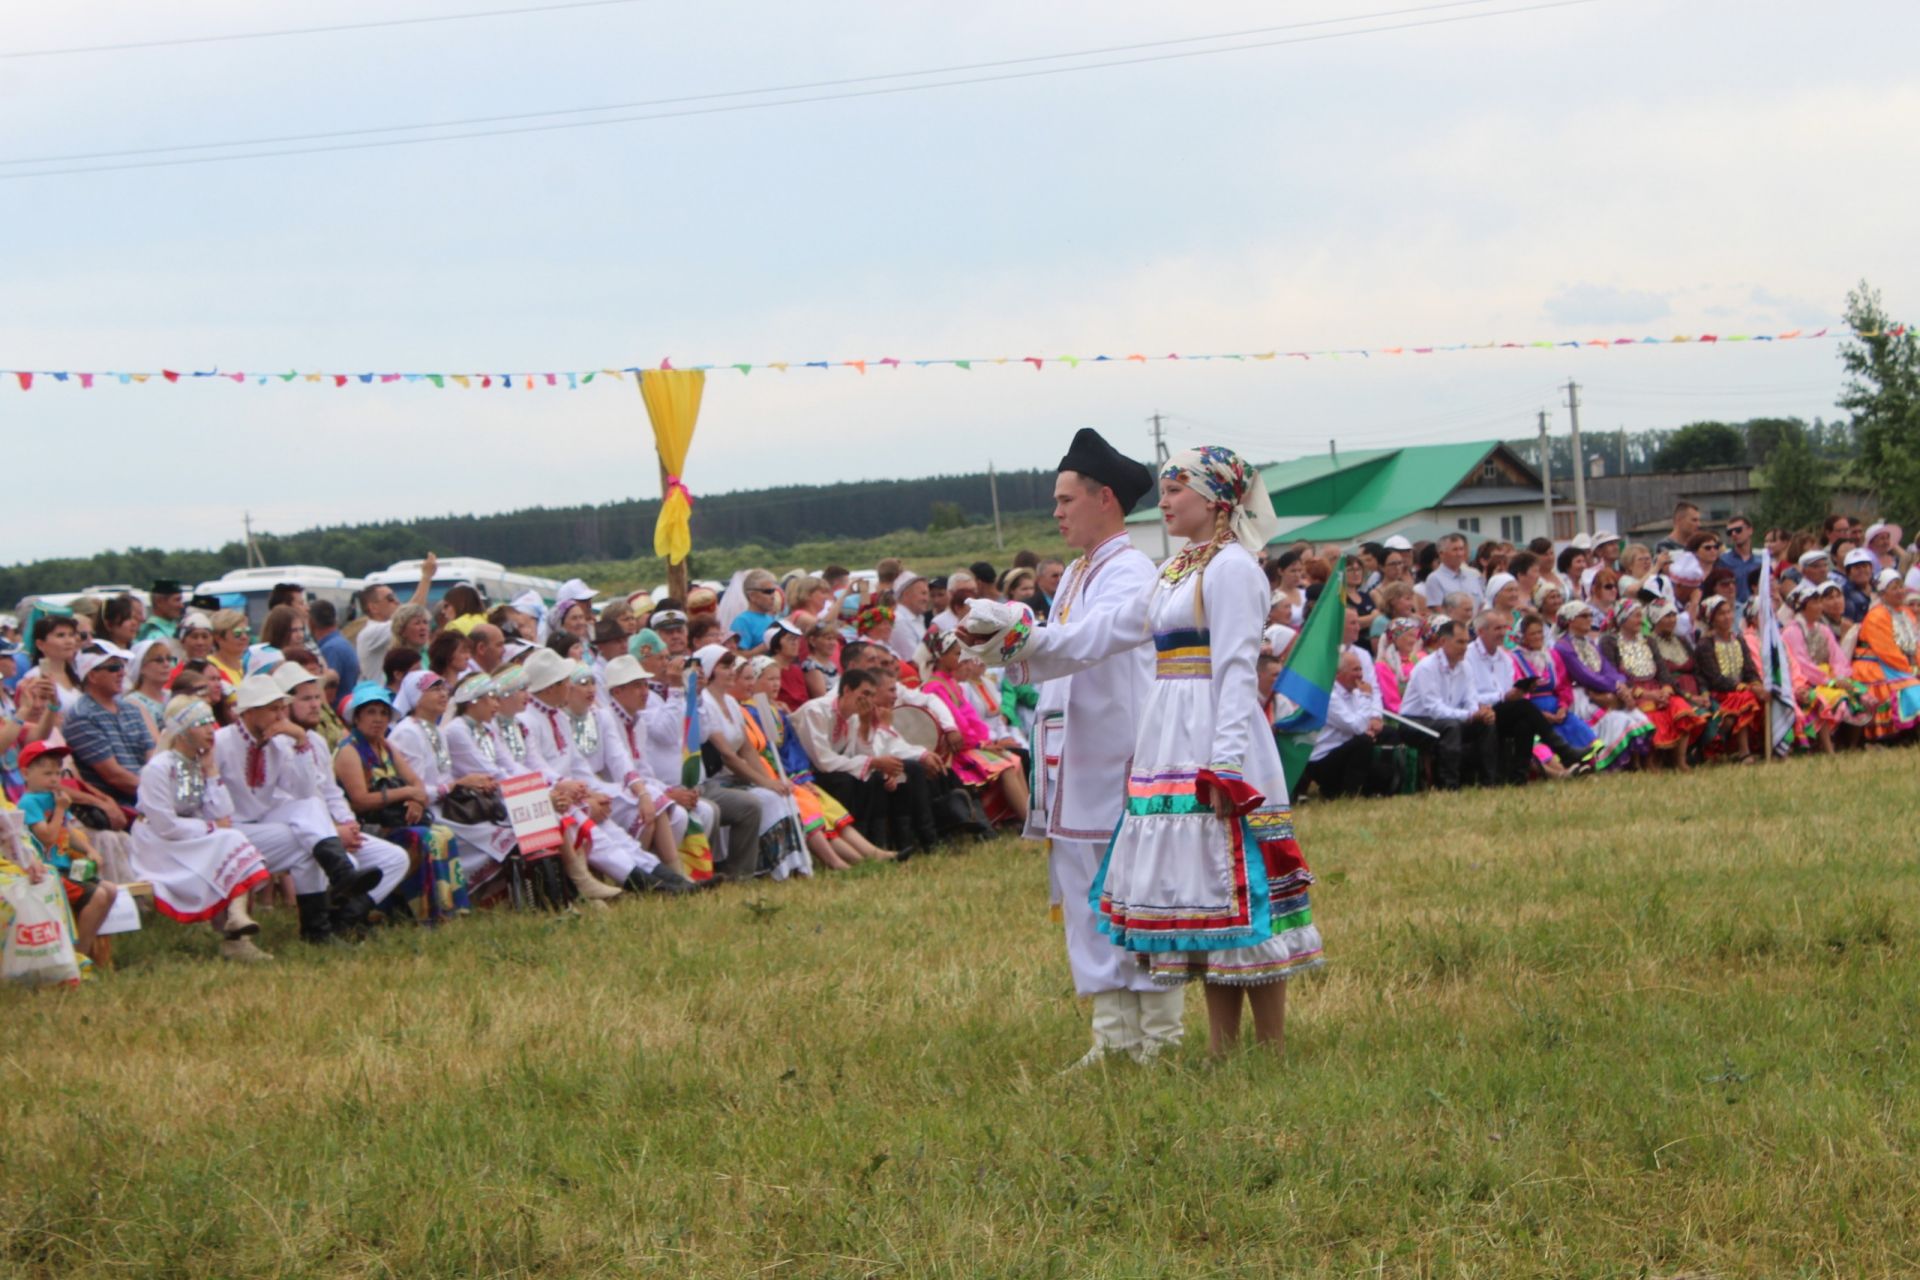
[1016,531,1156,843]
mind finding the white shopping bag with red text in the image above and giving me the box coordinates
[2,875,82,988]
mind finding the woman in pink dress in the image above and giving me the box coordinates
[921,629,1030,823]
[1373,618,1422,715]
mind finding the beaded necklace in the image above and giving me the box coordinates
[1160,535,1225,586]
[1712,636,1746,681]
[416,717,452,775]
[494,714,527,763]
[567,708,600,756]
[172,750,207,813]
[465,716,500,768]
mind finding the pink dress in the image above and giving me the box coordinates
[1375,654,1419,715]
[921,673,1020,787]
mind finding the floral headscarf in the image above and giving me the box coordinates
[1159,445,1280,556]
[854,601,895,637]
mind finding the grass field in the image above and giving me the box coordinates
[521,515,1073,596]
[7,751,1919,1278]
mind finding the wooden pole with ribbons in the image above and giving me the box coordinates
[639,368,705,602]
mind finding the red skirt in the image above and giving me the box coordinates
[1710,688,1762,737]
[1634,689,1707,749]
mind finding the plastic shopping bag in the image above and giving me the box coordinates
[2,875,82,988]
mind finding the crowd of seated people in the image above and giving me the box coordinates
[1268,505,1920,801]
[0,552,1058,970]
[8,505,1920,974]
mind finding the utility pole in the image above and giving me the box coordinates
[1328,438,1342,514]
[988,460,1004,550]
[1149,412,1170,557]
[1564,380,1589,536]
[1536,409,1555,543]
[1616,427,1627,478]
[243,511,263,568]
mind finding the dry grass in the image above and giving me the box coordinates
[7,752,1920,1277]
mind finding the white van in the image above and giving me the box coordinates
[194,566,364,628]
[361,557,562,610]
[12,585,152,624]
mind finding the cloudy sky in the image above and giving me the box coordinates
[3,0,1914,562]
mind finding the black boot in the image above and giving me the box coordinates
[330,892,376,937]
[622,866,696,896]
[903,763,943,851]
[297,892,347,945]
[309,837,383,905]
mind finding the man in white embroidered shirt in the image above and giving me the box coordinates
[1019,426,1176,1070]
[1421,532,1484,611]
[1301,653,1388,800]
[1398,620,1495,790]
[1463,611,1590,786]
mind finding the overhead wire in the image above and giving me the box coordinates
[0,0,1508,166]
[0,0,649,59]
[0,0,1601,180]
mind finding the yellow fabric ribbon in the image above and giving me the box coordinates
[639,368,705,565]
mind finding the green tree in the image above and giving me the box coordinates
[1838,280,1920,522]
[926,501,968,533]
[1741,417,1806,467]
[1755,422,1830,533]
[1652,421,1745,471]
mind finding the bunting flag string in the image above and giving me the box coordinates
[2,323,1906,391]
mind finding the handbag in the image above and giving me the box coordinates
[936,785,994,838]
[442,785,508,826]
[67,801,113,831]
[2,875,83,988]
[360,775,415,831]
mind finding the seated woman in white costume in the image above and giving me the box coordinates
[694,645,808,880]
[128,695,275,963]
[968,445,1325,1057]
[387,671,520,888]
[560,660,698,893]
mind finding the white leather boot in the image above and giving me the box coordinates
[220,936,274,964]
[1065,991,1138,1072]
[1131,987,1186,1064]
[220,894,260,939]
[567,857,624,902]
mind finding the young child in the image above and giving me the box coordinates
[17,742,119,962]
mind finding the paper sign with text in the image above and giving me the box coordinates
[500,774,563,854]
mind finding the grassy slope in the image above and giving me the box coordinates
[7,752,1920,1278]
[520,515,1073,596]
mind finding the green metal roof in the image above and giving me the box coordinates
[1127,439,1511,543]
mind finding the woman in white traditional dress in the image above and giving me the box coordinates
[387,671,518,884]
[128,695,274,962]
[971,445,1324,1056]
[695,645,806,879]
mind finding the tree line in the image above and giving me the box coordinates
[3,468,1058,604]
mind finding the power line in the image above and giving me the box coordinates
[2,0,1601,180]
[0,0,1507,167]
[0,0,648,60]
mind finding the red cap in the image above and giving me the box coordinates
[17,741,71,772]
